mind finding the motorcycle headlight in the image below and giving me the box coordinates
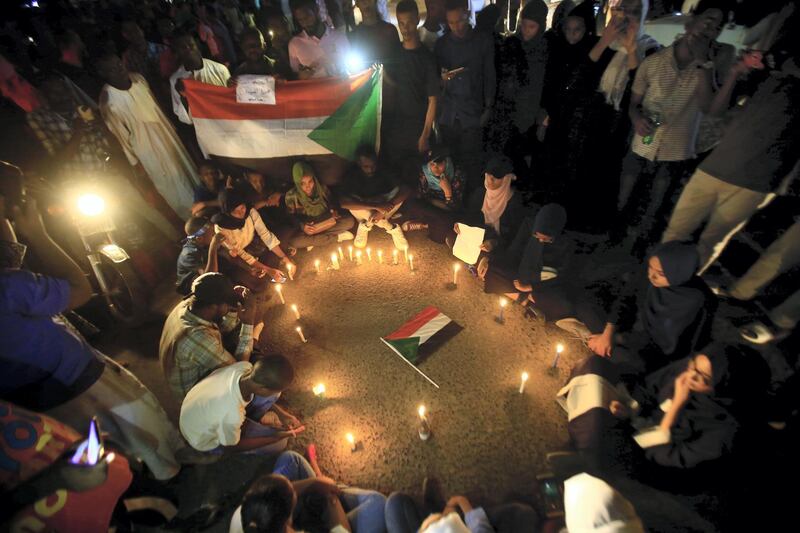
[77,193,105,216]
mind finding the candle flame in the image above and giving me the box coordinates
[500,297,507,307]
[556,344,564,353]
[275,285,282,292]
[331,253,337,261]
[295,326,302,332]
[409,254,414,260]
[521,371,529,382]
[291,304,298,311]
[453,263,460,271]
[346,433,355,444]
[418,405,426,418]
[313,383,326,396]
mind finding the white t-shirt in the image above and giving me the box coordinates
[215,208,281,266]
[180,361,252,451]
[169,58,231,124]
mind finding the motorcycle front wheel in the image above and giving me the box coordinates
[97,256,149,327]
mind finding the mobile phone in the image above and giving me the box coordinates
[447,67,466,76]
[70,417,105,465]
[536,473,565,518]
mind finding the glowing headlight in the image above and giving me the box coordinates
[345,51,366,73]
[77,193,105,216]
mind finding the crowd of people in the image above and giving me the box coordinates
[1,0,799,531]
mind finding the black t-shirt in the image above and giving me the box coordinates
[701,75,800,193]
[341,164,396,200]
[384,44,440,127]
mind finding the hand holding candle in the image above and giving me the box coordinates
[519,371,529,394]
[275,284,285,304]
[291,304,301,320]
[296,326,307,343]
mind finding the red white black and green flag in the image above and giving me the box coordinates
[381,306,462,388]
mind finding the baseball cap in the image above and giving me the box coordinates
[189,272,240,305]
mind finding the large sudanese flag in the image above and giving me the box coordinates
[381,306,463,388]
[182,67,382,161]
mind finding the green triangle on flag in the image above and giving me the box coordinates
[383,337,421,364]
[308,67,382,161]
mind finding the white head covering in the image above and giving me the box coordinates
[564,473,645,533]
[598,0,658,110]
[420,512,472,533]
[481,174,514,235]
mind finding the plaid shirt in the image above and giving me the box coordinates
[167,303,253,398]
[26,107,111,176]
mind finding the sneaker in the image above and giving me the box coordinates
[354,223,371,248]
[554,318,592,342]
[337,230,354,242]
[740,321,790,344]
[387,224,408,251]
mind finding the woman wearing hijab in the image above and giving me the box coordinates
[283,161,355,249]
[585,0,660,224]
[588,241,716,376]
[212,188,296,291]
[559,344,749,476]
[450,155,526,267]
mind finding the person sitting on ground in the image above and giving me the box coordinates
[293,478,387,533]
[192,162,225,216]
[160,272,262,399]
[284,161,355,249]
[588,241,716,376]
[563,473,645,532]
[339,144,411,251]
[176,216,225,294]
[398,145,465,244]
[233,169,297,244]
[449,154,525,262]
[558,344,754,475]
[386,478,538,533]
[288,0,351,79]
[233,27,277,78]
[212,187,296,291]
[179,355,305,454]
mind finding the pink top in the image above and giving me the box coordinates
[288,27,350,78]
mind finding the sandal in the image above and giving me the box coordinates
[401,220,428,232]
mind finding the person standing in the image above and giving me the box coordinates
[435,0,496,192]
[97,53,200,220]
[420,0,447,51]
[169,33,231,125]
[288,0,351,79]
[350,0,400,64]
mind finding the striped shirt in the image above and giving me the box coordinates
[631,45,707,162]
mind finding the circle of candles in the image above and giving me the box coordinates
[314,259,321,274]
[453,263,460,285]
[378,249,383,264]
[296,326,307,343]
[275,284,285,304]
[338,247,344,261]
[408,254,415,271]
[346,432,356,452]
[348,245,354,262]
[331,253,340,270]
[552,343,564,368]
[366,247,372,262]
[519,371,529,394]
[393,248,399,265]
[498,297,507,322]
[356,250,363,265]
[291,304,301,320]
[313,383,326,397]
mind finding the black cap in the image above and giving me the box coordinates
[190,272,240,305]
[426,144,450,163]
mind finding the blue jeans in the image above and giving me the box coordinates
[241,393,287,454]
[385,492,421,533]
[340,488,387,533]
[272,451,315,480]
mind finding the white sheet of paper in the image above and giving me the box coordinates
[633,426,670,449]
[236,75,276,105]
[452,224,485,265]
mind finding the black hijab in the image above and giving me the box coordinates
[211,188,250,230]
[643,242,709,356]
[517,204,567,284]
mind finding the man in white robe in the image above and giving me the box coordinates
[96,53,199,219]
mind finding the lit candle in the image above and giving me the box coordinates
[275,284,285,304]
[346,432,356,452]
[356,250,363,265]
[498,297,507,322]
[453,263,460,285]
[393,248,399,265]
[418,404,431,441]
[313,383,326,398]
[408,254,414,271]
[519,371,529,394]
[314,259,321,274]
[552,344,564,368]
[366,247,372,262]
[296,326,307,343]
[338,246,344,261]
[377,249,383,264]
[404,248,409,263]
[348,245,353,262]
[291,304,301,320]
[287,263,295,281]
[331,253,340,270]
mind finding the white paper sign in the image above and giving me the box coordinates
[452,223,485,265]
[236,75,276,105]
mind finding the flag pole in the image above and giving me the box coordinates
[381,339,440,389]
